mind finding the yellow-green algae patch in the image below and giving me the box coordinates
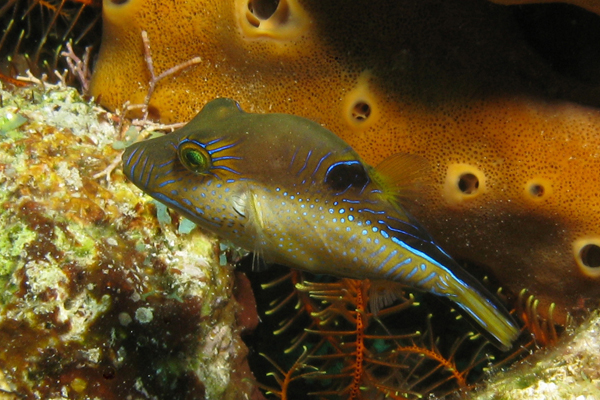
[0,82,258,400]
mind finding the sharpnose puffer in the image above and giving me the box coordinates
[122,98,519,350]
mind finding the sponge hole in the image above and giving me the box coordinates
[443,164,486,204]
[573,239,600,278]
[458,173,479,195]
[580,244,600,269]
[237,0,308,41]
[529,183,544,197]
[341,71,380,130]
[351,102,371,121]
[110,0,129,4]
[248,0,280,20]
[524,178,552,202]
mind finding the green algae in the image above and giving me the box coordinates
[0,110,27,136]
[153,199,173,225]
[514,374,538,390]
[112,126,141,150]
[0,221,35,276]
[178,217,197,234]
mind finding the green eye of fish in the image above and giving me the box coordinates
[178,142,211,174]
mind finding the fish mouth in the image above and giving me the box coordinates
[121,137,179,192]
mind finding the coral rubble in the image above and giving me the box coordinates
[0,80,260,400]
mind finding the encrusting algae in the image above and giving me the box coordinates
[0,80,262,400]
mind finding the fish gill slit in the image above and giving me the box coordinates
[248,192,266,234]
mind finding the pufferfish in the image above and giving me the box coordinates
[122,98,519,350]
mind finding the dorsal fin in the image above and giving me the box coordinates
[371,153,431,202]
[370,153,434,241]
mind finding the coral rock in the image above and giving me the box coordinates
[0,82,259,400]
[467,312,600,399]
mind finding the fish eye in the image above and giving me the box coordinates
[324,161,370,192]
[178,141,212,174]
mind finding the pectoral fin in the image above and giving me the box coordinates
[231,189,271,270]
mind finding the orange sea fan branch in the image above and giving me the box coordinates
[255,346,323,400]
[0,71,30,87]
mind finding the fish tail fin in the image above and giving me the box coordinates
[449,280,519,351]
